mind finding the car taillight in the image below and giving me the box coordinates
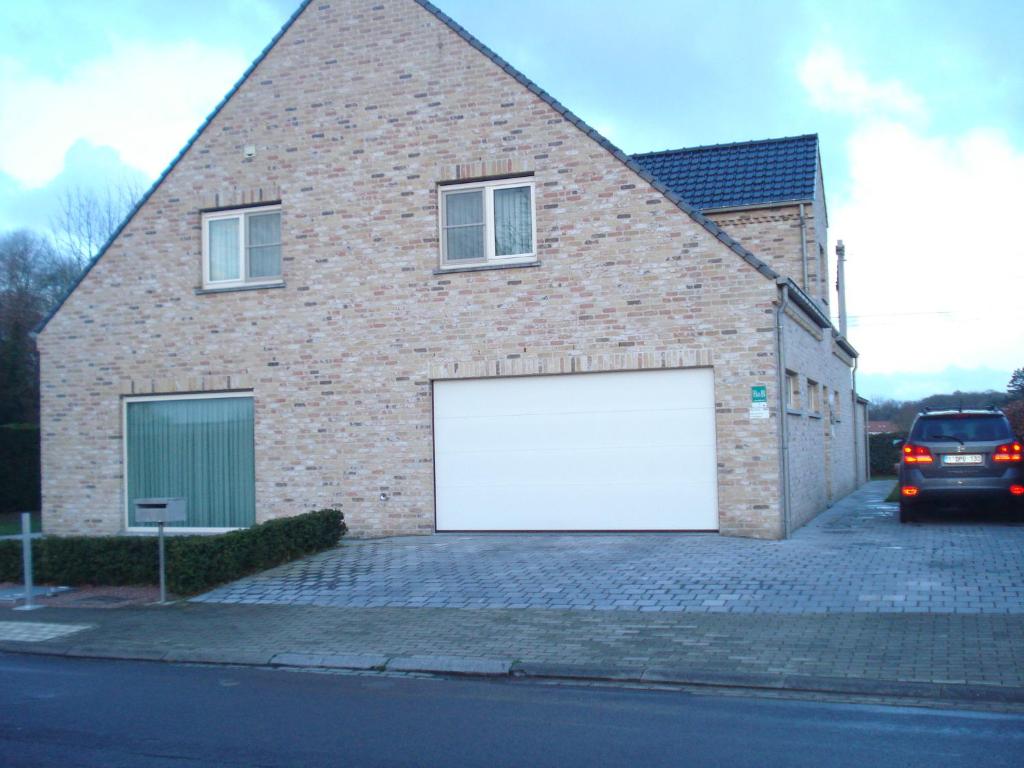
[993,442,1023,463]
[901,486,919,497]
[1011,485,1024,496]
[902,444,934,464]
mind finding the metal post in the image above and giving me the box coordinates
[158,521,167,604]
[14,512,43,611]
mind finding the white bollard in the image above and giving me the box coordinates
[13,512,44,612]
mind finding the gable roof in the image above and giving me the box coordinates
[37,0,779,334]
[631,135,819,211]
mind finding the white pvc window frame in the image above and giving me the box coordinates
[438,178,537,269]
[122,391,255,534]
[201,204,282,289]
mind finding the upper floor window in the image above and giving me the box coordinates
[786,371,801,411]
[439,178,535,268]
[202,205,281,288]
[808,379,822,414]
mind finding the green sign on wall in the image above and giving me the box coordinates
[750,385,768,419]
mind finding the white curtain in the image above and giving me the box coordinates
[444,190,484,261]
[247,212,281,278]
[208,219,240,281]
[494,186,532,256]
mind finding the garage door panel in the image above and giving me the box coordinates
[434,370,700,418]
[437,445,718,488]
[435,407,716,453]
[436,480,717,531]
[434,369,718,531]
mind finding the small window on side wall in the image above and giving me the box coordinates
[202,204,282,288]
[439,178,535,268]
[786,371,801,411]
[808,380,822,414]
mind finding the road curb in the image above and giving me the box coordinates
[3,642,1023,706]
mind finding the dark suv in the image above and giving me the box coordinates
[897,408,1023,522]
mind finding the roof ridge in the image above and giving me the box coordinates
[632,134,818,159]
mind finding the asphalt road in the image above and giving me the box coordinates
[1,653,1022,768]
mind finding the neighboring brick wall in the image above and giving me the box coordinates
[38,0,785,539]
[708,198,829,312]
[781,308,858,531]
[706,205,803,289]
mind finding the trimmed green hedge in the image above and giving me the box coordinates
[869,432,903,477]
[0,509,345,596]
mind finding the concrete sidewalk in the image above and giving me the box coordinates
[2,599,1023,707]
[2,481,1023,708]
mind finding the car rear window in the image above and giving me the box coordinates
[910,415,1012,443]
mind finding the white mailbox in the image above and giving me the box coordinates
[133,498,187,524]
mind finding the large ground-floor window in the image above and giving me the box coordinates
[125,394,255,530]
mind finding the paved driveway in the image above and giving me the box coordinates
[195,481,1024,614]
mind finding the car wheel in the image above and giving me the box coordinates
[899,501,916,524]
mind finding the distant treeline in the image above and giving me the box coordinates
[869,390,1013,434]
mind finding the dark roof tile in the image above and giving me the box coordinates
[630,134,819,211]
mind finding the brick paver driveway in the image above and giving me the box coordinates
[196,481,1024,614]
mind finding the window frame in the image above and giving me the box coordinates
[122,391,255,534]
[808,379,822,415]
[786,371,801,412]
[437,178,537,269]
[201,204,282,290]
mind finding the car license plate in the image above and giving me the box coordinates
[942,454,983,465]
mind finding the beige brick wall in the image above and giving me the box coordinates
[708,199,829,312]
[38,0,786,539]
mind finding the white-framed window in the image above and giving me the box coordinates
[808,379,822,414]
[438,178,536,268]
[202,204,282,288]
[786,371,801,411]
[123,392,255,532]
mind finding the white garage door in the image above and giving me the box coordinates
[433,368,718,531]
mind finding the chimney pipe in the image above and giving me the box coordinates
[836,240,848,337]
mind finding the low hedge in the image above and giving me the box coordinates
[869,431,903,477]
[0,509,345,596]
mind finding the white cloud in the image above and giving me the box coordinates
[797,45,1024,385]
[835,121,1024,376]
[0,39,248,188]
[799,46,926,120]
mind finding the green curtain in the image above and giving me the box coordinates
[126,397,255,528]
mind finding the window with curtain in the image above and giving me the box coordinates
[440,179,534,267]
[202,205,282,288]
[125,396,255,529]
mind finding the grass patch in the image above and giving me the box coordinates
[884,482,900,503]
[0,512,41,536]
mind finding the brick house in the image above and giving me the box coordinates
[36,0,866,540]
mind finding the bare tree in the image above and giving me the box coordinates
[50,181,144,270]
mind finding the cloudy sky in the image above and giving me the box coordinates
[1,0,1021,400]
